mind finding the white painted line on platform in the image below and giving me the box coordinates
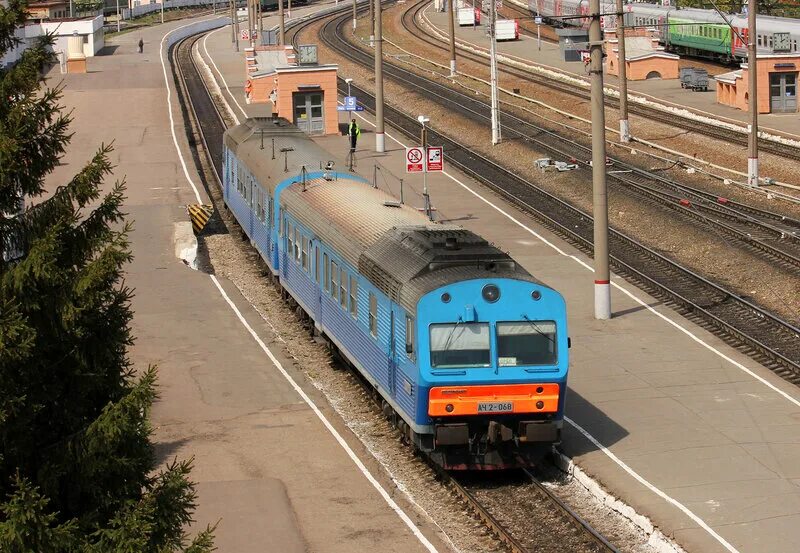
[202,27,246,122]
[208,275,440,553]
[348,107,753,553]
[160,18,219,205]
[162,24,439,552]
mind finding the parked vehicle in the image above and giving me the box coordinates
[680,67,709,91]
[494,18,519,41]
[458,7,480,26]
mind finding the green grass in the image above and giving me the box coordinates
[106,6,215,37]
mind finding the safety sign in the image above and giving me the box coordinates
[406,147,424,173]
[426,146,443,172]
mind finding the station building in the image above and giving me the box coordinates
[243,43,339,135]
[605,28,680,81]
[716,53,799,113]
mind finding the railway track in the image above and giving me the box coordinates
[408,0,800,163]
[396,0,800,269]
[308,8,800,380]
[170,16,623,553]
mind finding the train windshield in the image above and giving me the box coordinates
[430,323,491,368]
[497,321,557,366]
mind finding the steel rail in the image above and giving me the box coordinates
[313,8,800,379]
[407,0,800,162]
[522,469,620,553]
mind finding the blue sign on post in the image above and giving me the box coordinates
[344,96,357,110]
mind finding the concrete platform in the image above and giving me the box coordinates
[45,10,448,553]
[199,17,800,552]
[422,4,800,138]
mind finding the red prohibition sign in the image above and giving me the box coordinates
[407,148,423,163]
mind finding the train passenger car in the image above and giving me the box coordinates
[529,0,800,61]
[223,118,570,469]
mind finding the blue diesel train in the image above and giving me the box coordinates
[222,118,570,469]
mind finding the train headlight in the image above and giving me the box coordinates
[445,404,454,413]
[482,284,500,303]
[441,292,451,303]
[531,290,542,301]
[536,401,544,409]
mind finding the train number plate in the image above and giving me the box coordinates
[477,401,513,413]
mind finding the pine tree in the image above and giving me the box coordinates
[0,1,214,550]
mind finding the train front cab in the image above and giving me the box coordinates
[415,278,568,470]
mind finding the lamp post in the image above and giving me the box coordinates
[448,0,456,76]
[345,77,353,97]
[418,115,431,220]
[489,0,500,144]
[116,0,121,32]
[615,0,629,142]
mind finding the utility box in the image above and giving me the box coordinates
[556,28,589,62]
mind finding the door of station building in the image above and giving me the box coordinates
[769,72,797,113]
[292,91,324,134]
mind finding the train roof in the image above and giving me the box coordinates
[281,172,540,314]
[223,117,348,196]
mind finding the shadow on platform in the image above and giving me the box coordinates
[562,388,627,457]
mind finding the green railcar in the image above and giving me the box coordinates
[668,17,732,57]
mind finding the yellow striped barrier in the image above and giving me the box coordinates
[187,204,214,234]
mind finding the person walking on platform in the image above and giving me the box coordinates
[138,38,144,53]
[348,119,360,152]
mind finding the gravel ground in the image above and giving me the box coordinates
[322,6,800,325]
[184,30,673,553]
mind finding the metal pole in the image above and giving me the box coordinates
[422,123,431,219]
[288,0,291,20]
[213,0,216,15]
[248,0,254,48]
[279,0,285,45]
[161,0,164,24]
[234,0,240,52]
[747,0,759,187]
[589,0,610,319]
[472,0,476,31]
[353,0,357,30]
[369,0,374,47]
[231,0,236,49]
[116,0,120,32]
[489,0,500,144]
[615,0,629,142]
[374,0,385,152]
[448,0,457,76]
[258,0,263,36]
[69,0,73,18]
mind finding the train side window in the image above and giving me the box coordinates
[331,261,339,301]
[369,293,377,338]
[294,228,300,262]
[267,196,273,225]
[323,253,329,291]
[405,316,415,360]
[287,223,293,255]
[302,237,309,271]
[315,247,320,284]
[340,268,347,309]
[349,276,357,318]
[279,209,284,236]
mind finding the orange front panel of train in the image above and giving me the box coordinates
[428,383,560,416]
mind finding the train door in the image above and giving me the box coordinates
[770,72,797,113]
[389,310,397,397]
[292,91,325,135]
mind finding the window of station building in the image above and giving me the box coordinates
[323,253,330,291]
[369,293,378,337]
[340,268,347,309]
[405,316,415,360]
[301,237,309,271]
[349,276,358,318]
[429,322,490,369]
[315,247,320,284]
[496,321,557,367]
[331,261,339,302]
